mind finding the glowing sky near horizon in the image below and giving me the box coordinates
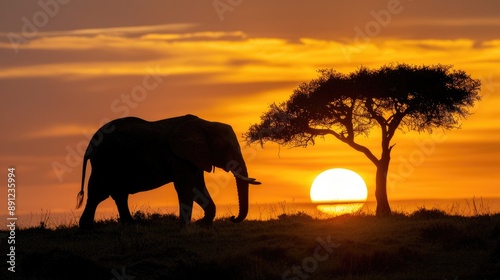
[1,0,500,216]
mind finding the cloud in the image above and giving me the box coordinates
[384,39,476,50]
[398,18,500,27]
[26,124,96,139]
[141,31,247,41]
[0,23,197,40]
[3,34,499,84]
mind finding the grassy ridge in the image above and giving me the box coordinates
[2,209,500,280]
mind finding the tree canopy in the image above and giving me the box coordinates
[246,63,481,215]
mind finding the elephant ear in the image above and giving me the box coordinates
[169,118,213,173]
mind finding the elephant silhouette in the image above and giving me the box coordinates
[76,114,260,228]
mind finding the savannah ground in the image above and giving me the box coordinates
[2,209,500,280]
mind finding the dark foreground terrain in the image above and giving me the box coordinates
[2,209,500,280]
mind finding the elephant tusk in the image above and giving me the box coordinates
[232,172,262,185]
[247,177,261,185]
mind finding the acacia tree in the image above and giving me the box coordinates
[245,64,481,216]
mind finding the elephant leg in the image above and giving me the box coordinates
[80,198,106,229]
[79,176,109,229]
[193,170,216,227]
[174,175,195,227]
[111,193,133,224]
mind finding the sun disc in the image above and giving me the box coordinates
[310,168,368,214]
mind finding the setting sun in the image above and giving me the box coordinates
[311,168,368,203]
[310,168,368,214]
[310,168,368,203]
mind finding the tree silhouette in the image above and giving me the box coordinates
[245,64,481,216]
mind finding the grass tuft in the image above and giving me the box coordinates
[277,211,314,221]
[410,207,448,219]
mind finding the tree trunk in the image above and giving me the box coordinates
[375,155,392,216]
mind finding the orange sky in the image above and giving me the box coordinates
[1,0,500,217]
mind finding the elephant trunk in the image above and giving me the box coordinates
[226,150,260,223]
[229,157,252,223]
[230,175,249,223]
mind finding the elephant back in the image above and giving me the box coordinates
[91,117,172,160]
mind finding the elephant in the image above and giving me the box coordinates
[76,114,261,228]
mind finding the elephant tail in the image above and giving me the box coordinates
[76,154,89,209]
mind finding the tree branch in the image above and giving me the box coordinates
[365,98,389,135]
[306,127,379,165]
